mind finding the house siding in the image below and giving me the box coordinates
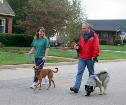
[108,32,113,45]
[0,0,15,33]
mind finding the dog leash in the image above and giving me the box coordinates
[38,60,44,67]
[29,54,36,64]
[29,54,44,66]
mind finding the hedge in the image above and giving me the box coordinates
[114,39,126,45]
[99,39,107,45]
[123,39,126,44]
[114,39,122,45]
[0,33,34,47]
[99,39,126,45]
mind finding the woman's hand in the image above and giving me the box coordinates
[29,47,34,56]
[42,47,49,61]
[42,56,46,61]
[28,52,32,56]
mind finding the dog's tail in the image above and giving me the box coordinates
[100,68,108,73]
[53,68,58,73]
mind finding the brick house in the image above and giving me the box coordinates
[87,20,126,45]
[0,0,15,33]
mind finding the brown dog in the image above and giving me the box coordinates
[33,66,58,90]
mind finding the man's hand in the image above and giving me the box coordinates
[92,56,98,62]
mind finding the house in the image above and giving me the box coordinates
[0,0,15,33]
[87,20,126,45]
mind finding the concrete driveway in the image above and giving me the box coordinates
[0,60,126,105]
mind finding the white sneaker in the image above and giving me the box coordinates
[43,76,48,85]
[30,82,37,89]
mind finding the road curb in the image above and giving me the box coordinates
[0,61,78,70]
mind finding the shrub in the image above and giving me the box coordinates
[99,39,107,45]
[114,39,121,45]
[0,42,4,48]
[123,39,126,44]
[0,33,34,47]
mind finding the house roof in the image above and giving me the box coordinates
[87,20,126,32]
[0,0,15,16]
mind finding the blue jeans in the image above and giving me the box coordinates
[33,58,44,82]
[74,58,95,90]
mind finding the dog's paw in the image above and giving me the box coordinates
[85,94,90,96]
[85,92,91,96]
[46,88,49,90]
[103,92,106,95]
[99,93,102,95]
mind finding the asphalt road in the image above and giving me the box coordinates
[0,60,126,105]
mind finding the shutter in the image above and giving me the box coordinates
[5,19,8,33]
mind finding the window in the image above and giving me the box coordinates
[96,31,101,38]
[0,19,5,33]
[101,32,108,38]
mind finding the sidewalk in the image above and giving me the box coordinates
[48,56,78,61]
[101,49,126,53]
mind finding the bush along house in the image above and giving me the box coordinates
[87,19,126,45]
[0,0,15,33]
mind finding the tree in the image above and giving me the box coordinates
[19,0,73,38]
[65,0,87,43]
[7,0,87,41]
[7,0,29,34]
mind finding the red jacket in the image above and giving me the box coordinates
[79,30,100,59]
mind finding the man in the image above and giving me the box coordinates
[70,22,100,93]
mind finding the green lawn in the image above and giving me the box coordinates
[98,50,126,60]
[0,45,126,65]
[0,51,74,65]
[100,45,126,51]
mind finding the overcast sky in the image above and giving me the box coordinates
[81,0,126,19]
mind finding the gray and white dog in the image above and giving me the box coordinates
[85,68,110,96]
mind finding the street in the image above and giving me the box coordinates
[0,60,126,105]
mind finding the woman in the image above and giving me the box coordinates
[29,27,50,89]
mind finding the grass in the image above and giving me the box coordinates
[100,45,126,51]
[98,50,126,60]
[0,45,126,65]
[0,47,77,58]
[0,47,76,65]
[0,51,74,65]
[0,52,31,65]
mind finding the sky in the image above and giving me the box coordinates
[81,0,126,19]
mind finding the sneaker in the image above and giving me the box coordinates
[43,82,47,85]
[30,82,37,89]
[43,76,48,85]
[70,87,78,93]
